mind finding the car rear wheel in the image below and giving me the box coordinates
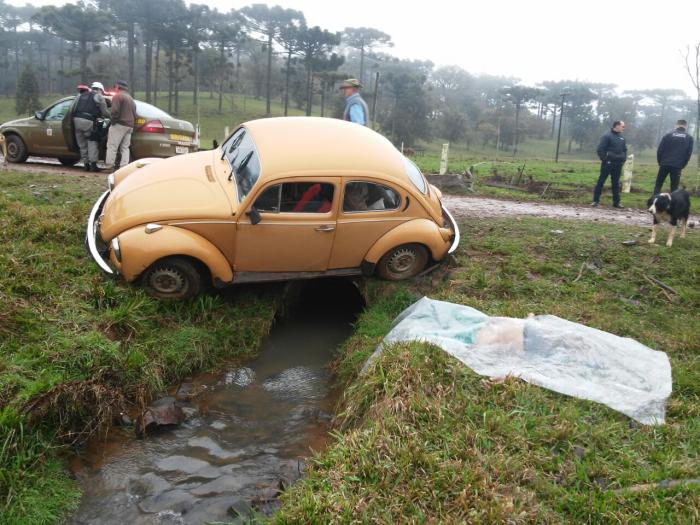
[58,157,79,167]
[5,134,28,163]
[376,243,428,281]
[142,257,202,300]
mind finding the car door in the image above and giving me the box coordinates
[235,178,338,273]
[29,99,74,155]
[328,179,408,269]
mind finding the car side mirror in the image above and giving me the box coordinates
[34,111,44,120]
[246,209,261,225]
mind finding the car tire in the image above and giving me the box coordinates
[376,243,428,281]
[142,257,203,300]
[58,157,78,167]
[5,134,28,163]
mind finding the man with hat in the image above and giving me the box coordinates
[70,81,110,172]
[104,79,137,172]
[339,78,369,126]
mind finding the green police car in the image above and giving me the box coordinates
[0,95,198,166]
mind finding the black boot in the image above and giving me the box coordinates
[89,162,101,172]
[83,162,90,172]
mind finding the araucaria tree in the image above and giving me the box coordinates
[32,2,113,81]
[242,4,304,117]
[15,64,40,115]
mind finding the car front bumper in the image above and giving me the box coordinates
[441,205,460,255]
[86,190,114,275]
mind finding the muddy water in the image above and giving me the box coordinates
[70,279,364,525]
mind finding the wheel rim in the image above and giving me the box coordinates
[387,247,418,274]
[148,267,187,295]
[7,141,19,158]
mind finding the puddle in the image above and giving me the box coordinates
[69,279,364,524]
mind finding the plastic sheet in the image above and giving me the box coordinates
[368,297,672,425]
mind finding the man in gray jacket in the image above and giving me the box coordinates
[104,80,137,172]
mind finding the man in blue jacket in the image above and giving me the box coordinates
[653,119,694,194]
[592,120,627,208]
[340,78,369,126]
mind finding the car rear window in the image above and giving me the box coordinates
[134,101,172,120]
[343,182,401,212]
[403,157,427,194]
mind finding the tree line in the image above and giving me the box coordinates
[1,0,698,155]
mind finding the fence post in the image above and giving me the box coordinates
[439,143,449,175]
[622,153,634,193]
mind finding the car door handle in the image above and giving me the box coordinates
[315,225,335,232]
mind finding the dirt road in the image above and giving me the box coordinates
[3,158,698,228]
[442,195,698,228]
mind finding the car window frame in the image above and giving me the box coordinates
[44,99,73,121]
[222,127,262,203]
[341,179,403,215]
[252,181,336,215]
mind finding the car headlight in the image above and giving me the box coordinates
[111,237,122,262]
[107,174,115,191]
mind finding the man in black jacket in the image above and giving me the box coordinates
[71,81,110,172]
[592,120,627,208]
[653,119,694,194]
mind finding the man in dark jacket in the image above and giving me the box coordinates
[653,119,694,194]
[71,81,110,172]
[592,120,627,208]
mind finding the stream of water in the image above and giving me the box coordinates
[69,279,364,524]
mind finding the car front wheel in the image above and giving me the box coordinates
[376,243,428,281]
[142,257,203,300]
[5,134,28,163]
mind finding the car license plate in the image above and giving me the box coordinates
[170,133,191,143]
[175,146,188,154]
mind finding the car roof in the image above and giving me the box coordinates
[242,117,411,187]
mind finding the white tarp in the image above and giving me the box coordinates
[369,297,672,425]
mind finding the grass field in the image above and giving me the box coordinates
[0,171,280,524]
[1,93,699,523]
[278,218,700,523]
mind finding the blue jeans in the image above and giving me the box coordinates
[593,162,622,205]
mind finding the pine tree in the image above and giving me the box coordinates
[15,64,41,115]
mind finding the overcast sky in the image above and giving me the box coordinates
[7,0,700,97]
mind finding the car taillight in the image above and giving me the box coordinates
[138,120,165,133]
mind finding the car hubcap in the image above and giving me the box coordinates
[149,267,185,294]
[7,143,18,156]
[388,248,417,274]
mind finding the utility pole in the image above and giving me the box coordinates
[371,71,380,128]
[555,92,569,163]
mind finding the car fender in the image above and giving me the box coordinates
[115,225,233,285]
[363,218,449,264]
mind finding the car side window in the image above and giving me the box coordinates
[343,181,401,213]
[253,184,281,212]
[45,100,72,121]
[253,182,334,214]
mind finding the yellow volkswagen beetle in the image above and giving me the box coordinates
[87,117,459,299]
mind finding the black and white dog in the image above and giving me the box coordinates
[646,190,691,247]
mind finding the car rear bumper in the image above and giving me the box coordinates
[131,137,198,160]
[86,190,114,274]
[441,205,460,255]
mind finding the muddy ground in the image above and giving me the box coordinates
[3,158,698,228]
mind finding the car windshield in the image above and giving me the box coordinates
[222,128,261,201]
[134,101,172,120]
